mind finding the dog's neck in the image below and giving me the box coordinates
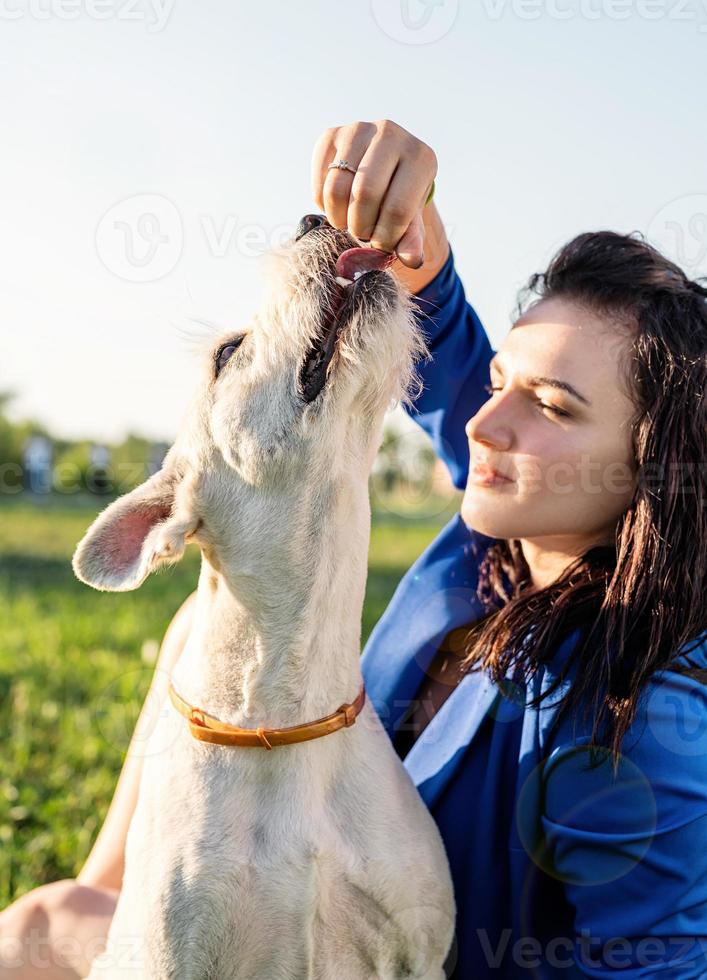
[172,470,370,730]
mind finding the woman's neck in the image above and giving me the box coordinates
[519,531,615,590]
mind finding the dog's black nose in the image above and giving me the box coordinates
[295,214,327,241]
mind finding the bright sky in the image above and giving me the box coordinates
[2,0,706,442]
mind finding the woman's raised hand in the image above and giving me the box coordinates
[311,119,438,271]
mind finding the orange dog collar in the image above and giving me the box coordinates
[168,681,366,749]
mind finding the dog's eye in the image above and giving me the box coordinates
[214,336,245,377]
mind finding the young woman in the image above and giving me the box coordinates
[2,119,706,979]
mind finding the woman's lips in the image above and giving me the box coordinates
[469,464,514,487]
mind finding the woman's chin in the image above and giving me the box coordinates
[460,492,516,539]
[461,500,500,537]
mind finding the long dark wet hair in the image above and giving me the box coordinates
[456,230,707,763]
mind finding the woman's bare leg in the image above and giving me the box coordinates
[0,881,118,979]
[76,591,197,892]
[0,592,197,978]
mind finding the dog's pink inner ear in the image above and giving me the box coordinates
[105,502,172,573]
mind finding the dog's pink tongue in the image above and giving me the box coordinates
[335,247,394,280]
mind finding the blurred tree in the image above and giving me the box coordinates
[53,441,92,496]
[0,394,161,498]
[0,391,19,467]
[111,434,153,493]
[0,392,52,493]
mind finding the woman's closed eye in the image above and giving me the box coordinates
[482,383,571,418]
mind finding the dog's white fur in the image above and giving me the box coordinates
[73,224,456,979]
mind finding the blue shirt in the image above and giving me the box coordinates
[360,249,707,978]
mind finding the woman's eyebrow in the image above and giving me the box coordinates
[489,355,592,406]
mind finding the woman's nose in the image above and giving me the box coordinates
[295,214,328,241]
[465,408,513,451]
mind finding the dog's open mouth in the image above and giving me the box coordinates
[299,247,395,404]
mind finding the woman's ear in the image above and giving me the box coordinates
[72,463,199,592]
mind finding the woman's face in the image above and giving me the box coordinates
[460,296,638,548]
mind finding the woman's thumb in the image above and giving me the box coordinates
[395,211,425,269]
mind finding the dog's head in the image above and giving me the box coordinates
[72,215,427,592]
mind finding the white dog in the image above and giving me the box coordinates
[73,214,456,979]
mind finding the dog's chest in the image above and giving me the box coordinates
[111,723,344,976]
[98,706,454,979]
[126,838,434,980]
[118,781,396,980]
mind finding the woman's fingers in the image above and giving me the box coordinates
[310,120,437,267]
[395,211,426,269]
[312,122,376,229]
[369,157,434,266]
[347,138,401,243]
[311,128,337,211]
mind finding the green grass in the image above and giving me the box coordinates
[0,492,459,903]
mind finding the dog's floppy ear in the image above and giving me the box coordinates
[72,462,199,592]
